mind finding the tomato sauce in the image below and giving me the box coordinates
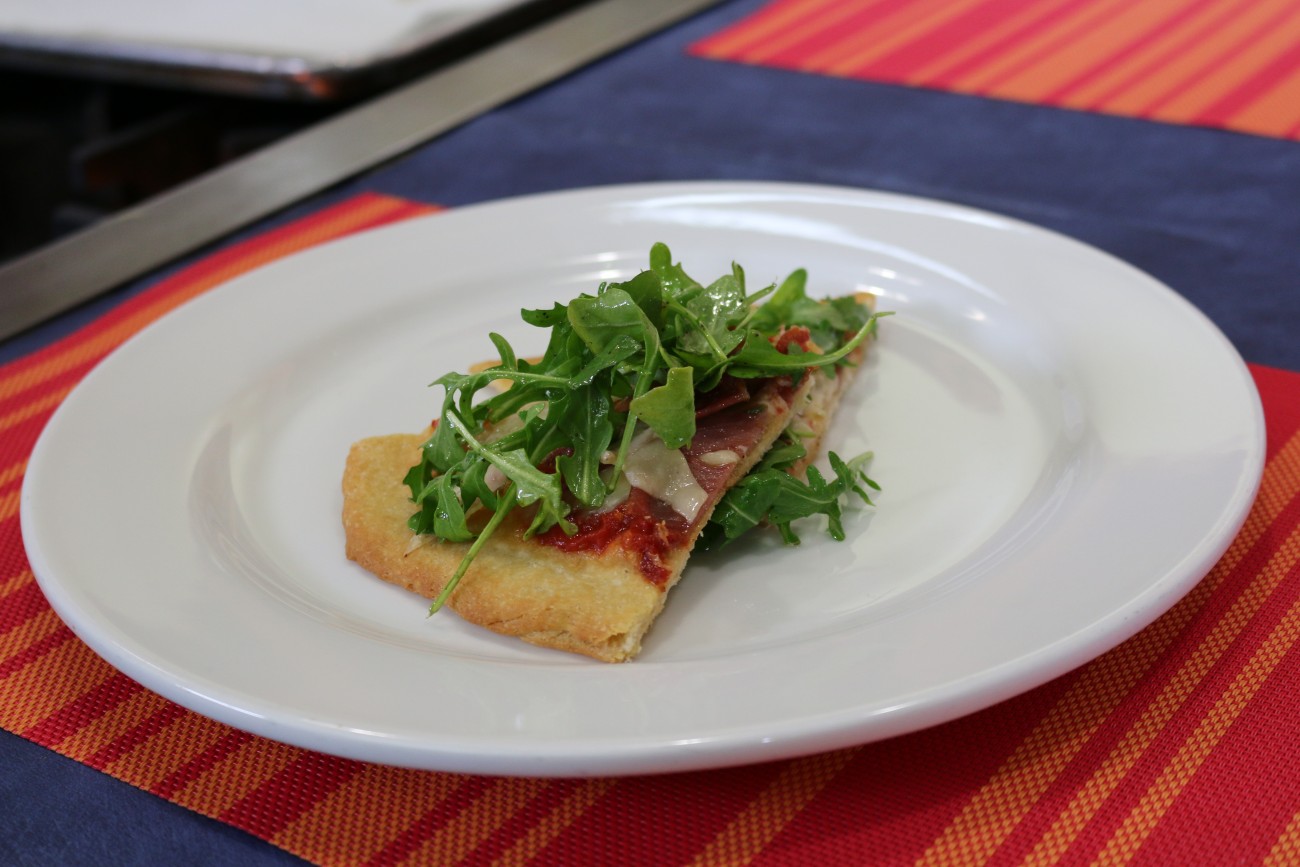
[536,488,684,586]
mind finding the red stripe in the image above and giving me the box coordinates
[0,356,98,430]
[749,672,1079,864]
[458,779,584,867]
[22,671,143,746]
[1042,0,1231,104]
[219,753,364,840]
[530,762,788,866]
[1137,2,1299,117]
[150,729,257,800]
[752,0,922,69]
[1128,607,1300,866]
[1193,33,1300,126]
[979,489,1300,862]
[82,700,188,770]
[970,0,1139,96]
[0,580,50,635]
[360,776,497,867]
[1058,507,1300,864]
[1255,365,1300,461]
[925,0,1102,90]
[1077,0,1250,110]
[848,0,1042,82]
[0,623,75,680]
[0,412,61,483]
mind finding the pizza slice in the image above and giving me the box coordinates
[342,245,882,662]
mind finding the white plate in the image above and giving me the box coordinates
[21,182,1264,777]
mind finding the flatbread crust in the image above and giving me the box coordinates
[342,313,871,662]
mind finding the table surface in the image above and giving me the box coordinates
[3,0,1299,864]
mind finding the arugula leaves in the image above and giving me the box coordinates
[404,244,883,610]
[700,437,879,549]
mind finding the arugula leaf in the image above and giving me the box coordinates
[628,366,696,449]
[568,288,656,357]
[445,408,573,537]
[726,313,884,379]
[701,450,878,549]
[555,382,614,508]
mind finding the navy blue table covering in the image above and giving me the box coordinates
[3,0,1297,863]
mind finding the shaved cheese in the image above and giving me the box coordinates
[621,427,708,523]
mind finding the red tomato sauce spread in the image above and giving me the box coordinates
[538,488,684,586]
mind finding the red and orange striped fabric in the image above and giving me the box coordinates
[691,0,1300,141]
[3,193,1300,865]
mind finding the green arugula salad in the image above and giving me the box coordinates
[402,243,886,610]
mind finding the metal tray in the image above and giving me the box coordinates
[0,0,583,100]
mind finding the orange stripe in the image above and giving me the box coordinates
[0,607,64,666]
[1153,3,1300,123]
[946,0,1132,93]
[691,0,850,60]
[906,0,1080,86]
[0,194,409,407]
[0,567,33,599]
[687,748,860,865]
[1210,49,1300,137]
[396,778,552,867]
[1059,0,1252,108]
[1263,809,1300,866]
[52,689,169,758]
[0,487,19,525]
[168,737,302,817]
[1107,0,1295,115]
[1,640,116,731]
[801,0,989,76]
[273,766,468,865]
[1019,515,1300,863]
[102,710,236,792]
[1092,524,1300,862]
[917,426,1300,864]
[0,385,72,438]
[488,779,616,867]
[0,458,25,489]
[738,0,897,66]
[991,2,1202,103]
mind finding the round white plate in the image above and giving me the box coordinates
[21,182,1264,776]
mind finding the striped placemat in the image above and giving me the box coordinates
[691,0,1300,141]
[3,193,1300,865]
